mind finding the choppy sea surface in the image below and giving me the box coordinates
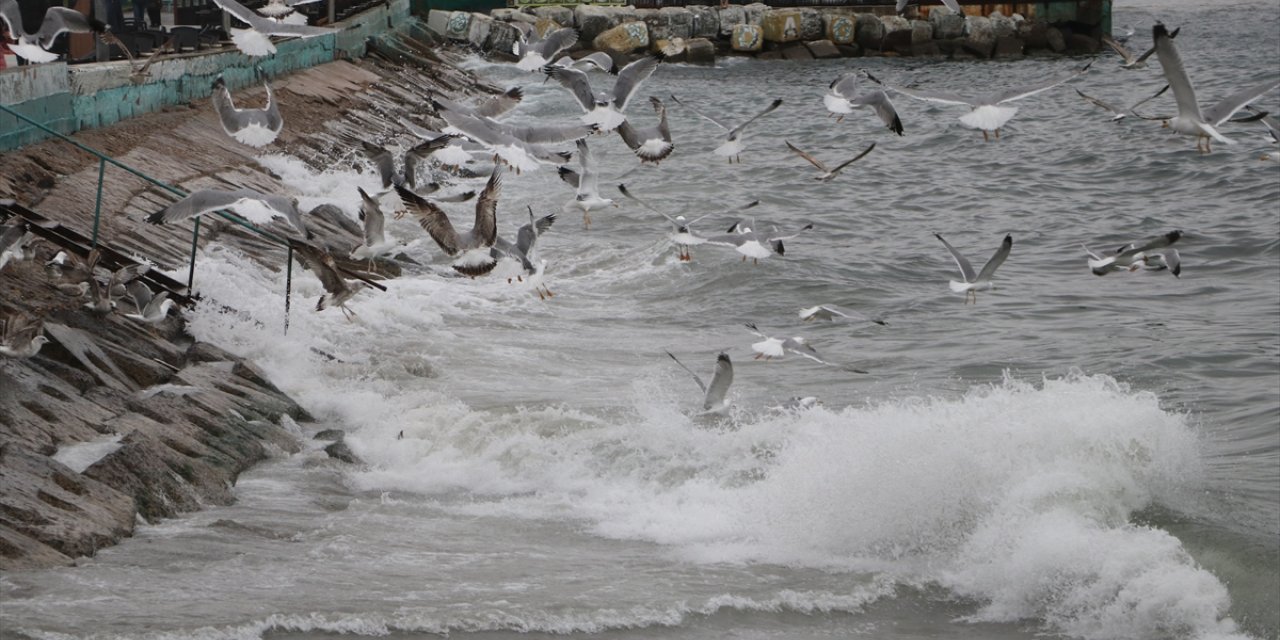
[3,0,1278,638]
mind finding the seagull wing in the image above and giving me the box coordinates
[975,234,1013,282]
[143,290,170,317]
[516,212,555,254]
[473,86,524,119]
[885,84,974,107]
[532,27,578,58]
[702,353,733,411]
[1075,88,1123,115]
[1203,77,1280,127]
[500,120,597,144]
[728,98,783,138]
[1130,230,1182,256]
[0,0,27,38]
[666,351,707,395]
[471,167,503,247]
[669,94,732,131]
[940,0,962,13]
[852,90,904,135]
[784,140,830,173]
[616,184,672,220]
[395,184,462,255]
[356,186,385,247]
[992,62,1091,104]
[147,188,261,225]
[934,233,977,282]
[126,280,153,313]
[1152,23,1204,121]
[35,6,103,43]
[765,223,813,243]
[827,142,876,177]
[1100,34,1136,64]
[289,240,348,296]
[544,65,598,112]
[575,138,599,196]
[361,141,398,189]
[609,54,662,111]
[829,72,860,98]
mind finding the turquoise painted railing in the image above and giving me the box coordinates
[0,101,302,332]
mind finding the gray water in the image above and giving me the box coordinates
[3,1,1278,638]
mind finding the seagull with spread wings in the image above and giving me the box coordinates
[146,188,313,239]
[289,240,368,319]
[702,221,813,265]
[396,166,503,278]
[211,76,283,148]
[491,206,556,298]
[0,0,104,63]
[616,184,758,262]
[666,351,734,415]
[515,27,579,72]
[825,72,904,135]
[784,141,876,182]
[209,0,335,56]
[1083,230,1182,277]
[0,314,49,359]
[543,54,663,132]
[934,233,1013,304]
[616,96,675,164]
[670,95,783,163]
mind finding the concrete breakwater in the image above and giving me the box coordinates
[428,2,1107,65]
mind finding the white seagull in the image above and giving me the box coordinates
[784,140,876,182]
[1084,230,1182,277]
[799,305,887,326]
[702,221,813,265]
[122,281,175,327]
[934,233,1013,303]
[349,186,399,266]
[550,51,616,74]
[666,351,734,414]
[211,76,283,148]
[557,139,616,229]
[1152,23,1280,153]
[0,314,48,359]
[875,63,1091,141]
[0,0,103,63]
[146,188,313,239]
[395,166,503,278]
[744,323,830,364]
[544,54,664,132]
[616,183,759,261]
[515,26,578,72]
[209,0,336,57]
[616,96,675,164]
[670,95,783,163]
[491,207,556,298]
[825,72,904,135]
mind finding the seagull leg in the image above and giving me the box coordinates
[982,130,990,142]
[995,129,1001,140]
[754,353,763,360]
[741,255,746,263]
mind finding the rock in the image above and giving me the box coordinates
[935,37,962,56]
[798,9,824,40]
[444,11,471,41]
[824,13,856,45]
[324,440,360,464]
[731,23,764,52]
[1065,33,1100,54]
[1046,26,1066,52]
[805,39,841,59]
[961,36,995,58]
[855,13,885,50]
[757,49,783,60]
[742,3,767,27]
[911,41,942,57]
[489,8,519,22]
[964,16,993,43]
[186,341,237,365]
[532,5,573,26]
[836,43,863,57]
[930,8,965,40]
[883,28,913,55]
[485,20,523,58]
[881,15,911,34]
[761,9,803,44]
[575,5,625,43]
[782,43,814,60]
[910,19,932,44]
[993,36,1024,58]
[593,21,649,55]
[467,13,492,49]
[717,5,745,37]
[640,7,693,44]
[426,9,450,38]
[685,37,716,65]
[989,11,1017,38]
[533,18,560,39]
[688,6,719,39]
[313,429,345,442]
[1020,21,1049,50]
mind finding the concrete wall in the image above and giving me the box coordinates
[0,0,409,152]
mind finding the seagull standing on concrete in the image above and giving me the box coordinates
[0,314,48,359]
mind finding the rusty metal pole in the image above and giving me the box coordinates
[91,158,105,248]
[284,246,293,334]
[186,217,200,291]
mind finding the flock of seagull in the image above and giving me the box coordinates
[2,2,1278,414]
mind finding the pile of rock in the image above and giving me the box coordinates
[427,3,1104,66]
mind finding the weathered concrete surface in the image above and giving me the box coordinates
[594,21,650,55]
[732,24,765,52]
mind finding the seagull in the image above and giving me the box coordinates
[784,140,876,181]
[558,139,616,229]
[744,323,830,364]
[211,76,283,148]
[895,0,962,16]
[1084,230,1182,277]
[550,51,616,74]
[616,183,759,261]
[395,166,502,277]
[1114,24,1136,44]
[289,240,367,319]
[799,305,888,326]
[1075,85,1170,122]
[435,104,574,174]
[1246,106,1280,144]
[0,222,27,271]
[256,0,323,19]
[670,95,783,163]
[0,314,48,359]
[84,252,150,315]
[208,0,336,57]
[874,63,1091,141]
[349,187,399,266]
[934,233,1013,303]
[1100,33,1161,70]
[0,0,104,63]
[146,188,313,239]
[702,221,813,264]
[515,26,578,72]
[400,120,484,170]
[543,54,663,132]
[825,72,904,135]
[666,351,734,414]
[490,206,556,298]
[1152,23,1280,153]
[616,96,674,164]
[122,281,175,327]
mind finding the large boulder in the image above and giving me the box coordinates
[964,15,995,50]
[426,9,451,37]
[593,21,650,55]
[989,11,1017,38]
[805,39,840,59]
[575,5,631,43]
[782,43,813,60]
[485,20,523,57]
[910,19,932,44]
[762,9,803,43]
[743,3,768,27]
[797,9,824,40]
[731,23,764,52]
[1046,26,1066,52]
[881,15,911,34]
[467,13,493,49]
[854,13,885,50]
[533,17,560,39]
[532,5,573,26]
[444,11,471,41]
[718,5,745,37]
[641,7,693,43]
[1020,20,1049,50]
[685,37,716,64]
[930,8,965,39]
[824,13,856,44]
[993,36,1024,58]
[1064,32,1100,54]
[688,6,719,39]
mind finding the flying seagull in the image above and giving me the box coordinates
[122,281,175,327]
[1075,84,1170,122]
[211,76,283,148]
[744,323,830,364]
[0,222,27,272]
[873,63,1092,141]
[784,141,876,181]
[544,54,663,132]
[515,26,579,72]
[558,139,616,229]
[666,351,733,414]
[934,233,1013,303]
[825,72,904,135]
[396,166,503,277]
[1151,23,1280,153]
[616,96,675,164]
[289,240,367,319]
[0,314,48,359]
[435,104,573,174]
[0,0,104,63]
[209,0,336,57]
[550,51,616,74]
[798,305,887,326]
[616,183,759,262]
[84,252,150,315]
[349,186,398,266]
[702,221,813,265]
[491,206,556,299]
[1084,230,1182,277]
[1100,33,1162,70]
[670,95,783,163]
[146,188,313,239]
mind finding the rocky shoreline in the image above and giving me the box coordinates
[431,3,1105,65]
[0,26,500,572]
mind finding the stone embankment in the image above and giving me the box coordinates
[429,3,1104,66]
[0,26,501,571]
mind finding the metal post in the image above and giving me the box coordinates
[186,217,200,290]
[91,158,106,248]
[284,246,294,334]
